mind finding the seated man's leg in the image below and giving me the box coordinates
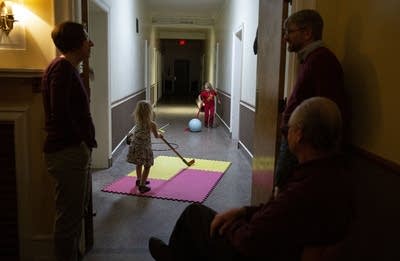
[275,136,298,188]
[168,203,241,261]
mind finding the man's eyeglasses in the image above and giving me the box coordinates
[282,27,304,36]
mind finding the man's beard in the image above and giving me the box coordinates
[287,43,300,53]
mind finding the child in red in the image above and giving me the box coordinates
[199,82,220,128]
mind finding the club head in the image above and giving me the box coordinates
[187,159,195,166]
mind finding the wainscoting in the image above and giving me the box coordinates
[217,90,255,159]
[239,102,255,158]
[111,91,146,152]
[337,149,400,260]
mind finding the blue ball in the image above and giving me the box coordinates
[188,118,202,132]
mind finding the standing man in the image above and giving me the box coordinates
[275,9,347,191]
[42,21,97,261]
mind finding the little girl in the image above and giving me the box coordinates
[200,82,221,127]
[127,100,162,193]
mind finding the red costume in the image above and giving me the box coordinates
[200,89,218,127]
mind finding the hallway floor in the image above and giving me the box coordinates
[85,98,252,260]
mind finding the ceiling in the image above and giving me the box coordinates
[145,0,226,38]
[145,0,226,19]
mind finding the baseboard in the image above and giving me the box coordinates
[238,140,253,161]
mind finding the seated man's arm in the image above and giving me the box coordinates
[210,207,246,237]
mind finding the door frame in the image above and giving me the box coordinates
[230,24,244,141]
[145,39,150,101]
[251,0,289,204]
[284,0,317,97]
[89,0,111,168]
[214,42,220,89]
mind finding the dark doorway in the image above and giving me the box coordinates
[160,39,204,104]
[174,59,190,96]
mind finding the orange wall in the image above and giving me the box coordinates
[317,0,400,165]
[0,0,55,69]
[0,0,57,245]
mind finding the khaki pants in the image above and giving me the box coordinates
[45,142,91,261]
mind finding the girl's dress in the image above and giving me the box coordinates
[200,89,218,127]
[127,123,154,167]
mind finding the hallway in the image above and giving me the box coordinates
[86,99,252,260]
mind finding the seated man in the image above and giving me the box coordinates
[148,97,353,261]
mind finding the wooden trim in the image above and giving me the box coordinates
[240,100,255,111]
[111,89,146,107]
[0,68,43,78]
[0,107,33,259]
[80,0,93,253]
[81,0,90,96]
[349,145,400,174]
[218,89,231,98]
[0,69,44,93]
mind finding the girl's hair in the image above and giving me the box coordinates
[204,82,214,90]
[133,100,153,127]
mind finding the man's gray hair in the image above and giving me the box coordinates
[285,9,324,40]
[289,97,342,151]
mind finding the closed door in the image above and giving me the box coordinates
[174,59,190,96]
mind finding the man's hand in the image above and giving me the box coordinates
[210,207,246,237]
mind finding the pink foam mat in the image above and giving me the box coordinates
[102,169,223,203]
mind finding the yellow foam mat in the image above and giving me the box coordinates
[189,158,231,172]
[127,156,231,180]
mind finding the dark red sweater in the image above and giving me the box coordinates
[42,57,97,153]
[225,155,353,260]
[282,47,347,136]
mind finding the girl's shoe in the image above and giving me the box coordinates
[136,180,150,186]
[139,185,151,193]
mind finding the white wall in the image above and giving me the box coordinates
[97,0,258,105]
[214,0,259,105]
[102,0,151,103]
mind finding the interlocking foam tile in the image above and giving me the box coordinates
[127,156,186,180]
[102,169,224,203]
[189,158,231,172]
[127,156,231,180]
